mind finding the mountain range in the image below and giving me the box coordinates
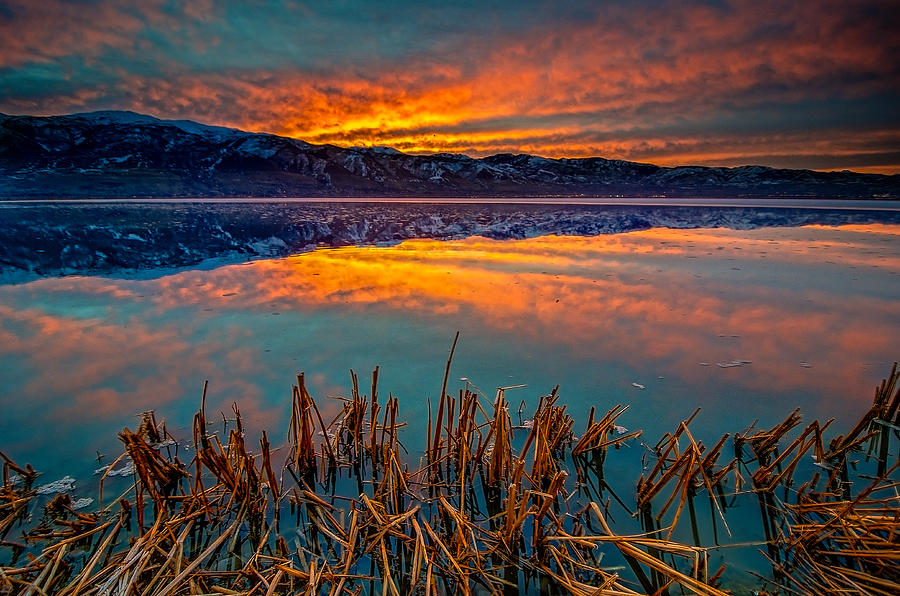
[1,111,897,199]
[4,201,899,279]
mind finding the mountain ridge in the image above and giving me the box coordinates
[1,110,897,199]
[4,201,900,280]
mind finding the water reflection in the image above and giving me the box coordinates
[1,225,898,476]
[151,225,899,398]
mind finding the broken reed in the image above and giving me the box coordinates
[1,357,899,596]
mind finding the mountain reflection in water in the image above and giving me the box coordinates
[0,224,898,479]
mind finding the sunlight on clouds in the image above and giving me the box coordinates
[0,0,897,171]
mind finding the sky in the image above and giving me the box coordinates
[0,0,898,173]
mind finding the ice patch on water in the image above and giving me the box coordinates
[72,497,94,510]
[37,476,75,494]
[107,462,136,477]
[716,359,752,368]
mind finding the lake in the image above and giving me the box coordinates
[1,202,899,588]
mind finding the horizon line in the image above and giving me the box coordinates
[4,109,897,178]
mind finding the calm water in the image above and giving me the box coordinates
[1,222,898,477]
[1,220,899,585]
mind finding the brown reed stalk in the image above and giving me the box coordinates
[3,359,900,596]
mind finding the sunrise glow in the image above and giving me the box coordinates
[1,0,897,172]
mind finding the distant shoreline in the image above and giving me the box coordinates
[3,196,900,211]
[3,200,900,281]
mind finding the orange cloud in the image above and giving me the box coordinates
[5,1,895,173]
[0,1,163,68]
[220,0,897,170]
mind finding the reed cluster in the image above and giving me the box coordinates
[1,349,898,595]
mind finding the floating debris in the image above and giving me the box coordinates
[71,497,94,510]
[105,461,136,477]
[35,475,75,494]
[716,359,752,368]
[810,456,834,471]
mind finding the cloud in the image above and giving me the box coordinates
[0,0,897,171]
[0,1,156,68]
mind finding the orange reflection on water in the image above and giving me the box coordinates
[0,303,277,430]
[140,226,900,405]
[2,225,898,436]
[148,225,900,308]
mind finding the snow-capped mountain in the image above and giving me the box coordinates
[1,111,897,199]
[3,201,900,279]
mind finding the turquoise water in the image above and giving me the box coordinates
[2,224,898,473]
[1,224,898,570]
[1,222,899,587]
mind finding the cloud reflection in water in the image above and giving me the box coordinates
[0,225,898,474]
